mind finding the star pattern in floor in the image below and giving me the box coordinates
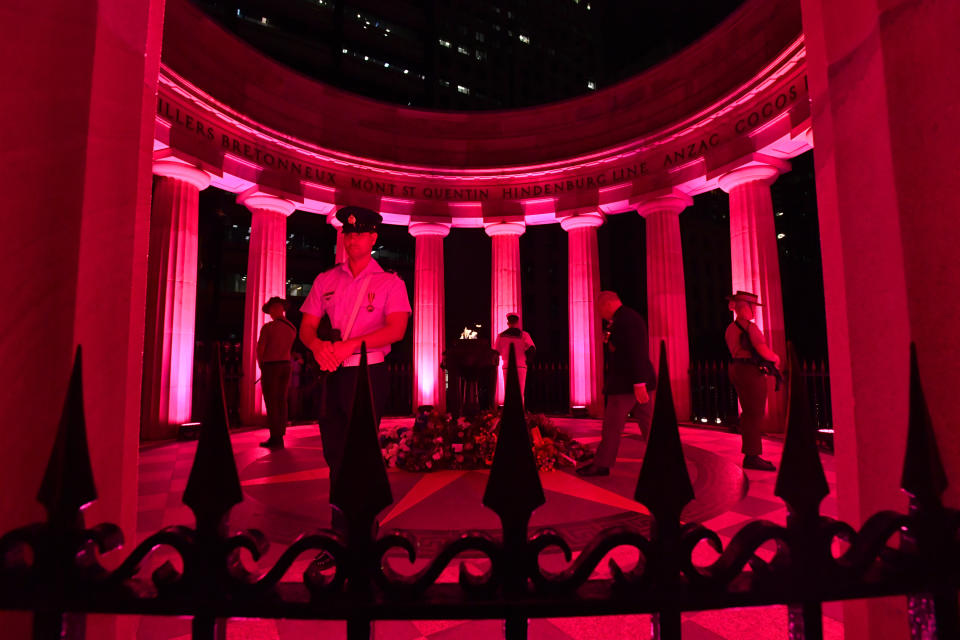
[135,419,842,639]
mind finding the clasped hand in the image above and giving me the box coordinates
[634,384,650,405]
[311,340,356,372]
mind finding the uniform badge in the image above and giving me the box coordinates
[367,292,375,312]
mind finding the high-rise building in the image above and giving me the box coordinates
[191,0,744,110]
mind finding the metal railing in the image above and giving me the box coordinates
[526,359,570,414]
[8,343,956,639]
[689,358,833,431]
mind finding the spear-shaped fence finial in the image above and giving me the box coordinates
[634,341,694,530]
[182,344,243,537]
[330,342,393,544]
[775,343,829,523]
[901,343,948,510]
[38,346,97,529]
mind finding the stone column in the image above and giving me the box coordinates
[719,163,788,433]
[141,161,211,440]
[561,213,605,417]
[638,192,693,421]
[238,193,296,425]
[1,2,165,637]
[801,1,960,637]
[485,221,525,405]
[410,222,451,410]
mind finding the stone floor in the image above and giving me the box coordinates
[134,418,843,639]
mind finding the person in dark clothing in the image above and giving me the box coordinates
[725,290,781,471]
[257,296,297,448]
[577,291,656,476]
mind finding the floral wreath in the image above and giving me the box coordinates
[380,408,589,472]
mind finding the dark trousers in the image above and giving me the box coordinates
[729,362,767,456]
[261,361,291,441]
[319,363,389,534]
[594,392,654,469]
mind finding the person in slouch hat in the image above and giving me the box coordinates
[257,297,297,449]
[725,290,781,472]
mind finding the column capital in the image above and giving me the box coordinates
[152,160,211,190]
[238,189,296,216]
[484,221,526,237]
[409,221,452,238]
[559,212,604,232]
[718,161,788,193]
[635,192,693,217]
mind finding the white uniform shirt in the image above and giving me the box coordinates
[494,329,536,368]
[300,258,411,361]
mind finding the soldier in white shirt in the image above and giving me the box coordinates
[494,313,536,402]
[299,206,411,542]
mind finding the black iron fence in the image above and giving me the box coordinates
[384,361,413,416]
[203,344,563,422]
[526,359,570,415]
[689,358,833,431]
[3,343,957,639]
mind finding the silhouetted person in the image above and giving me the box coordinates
[257,297,297,448]
[725,290,781,471]
[578,291,656,477]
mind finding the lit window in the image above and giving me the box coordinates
[476,32,485,42]
[777,233,786,239]
[342,48,348,54]
[776,210,785,217]
[587,81,596,90]
[439,39,451,48]
[457,85,470,94]
[236,8,241,16]
[261,16,268,24]
[587,2,592,9]
[384,62,390,68]
[403,69,409,74]
[363,55,369,61]
[458,46,469,55]
[519,34,530,44]
[475,50,486,61]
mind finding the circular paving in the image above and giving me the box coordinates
[228,420,746,557]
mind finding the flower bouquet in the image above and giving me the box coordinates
[380,408,587,472]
